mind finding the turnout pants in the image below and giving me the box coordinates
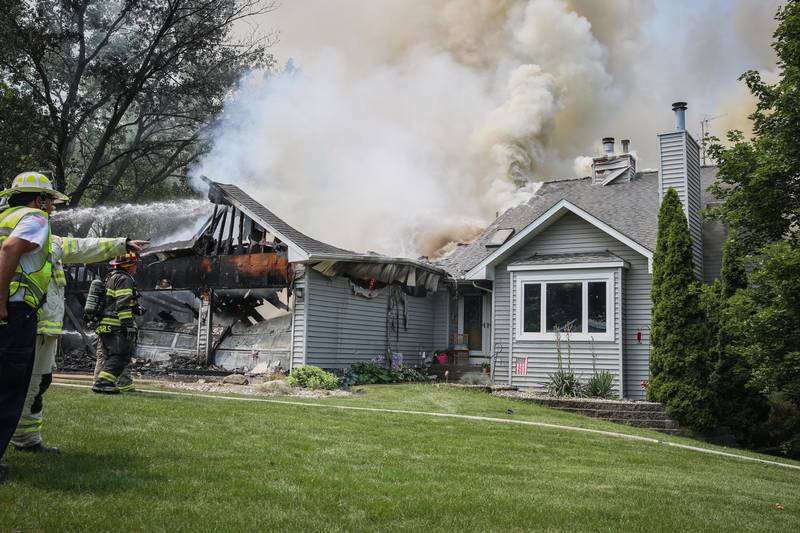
[93,332,134,390]
[11,335,58,449]
[0,302,38,460]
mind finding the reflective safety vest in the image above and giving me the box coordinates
[0,206,52,309]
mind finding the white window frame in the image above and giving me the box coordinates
[515,269,615,342]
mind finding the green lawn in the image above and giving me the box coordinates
[1,384,798,532]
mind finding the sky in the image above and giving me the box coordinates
[195,0,782,258]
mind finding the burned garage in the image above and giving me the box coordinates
[58,177,452,374]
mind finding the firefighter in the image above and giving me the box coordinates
[0,172,67,482]
[10,235,148,453]
[92,252,142,394]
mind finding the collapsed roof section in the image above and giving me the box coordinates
[141,177,446,292]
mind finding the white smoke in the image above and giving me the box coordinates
[194,0,780,258]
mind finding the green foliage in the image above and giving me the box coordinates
[738,244,800,405]
[0,82,46,179]
[585,371,615,399]
[706,3,800,250]
[706,236,769,448]
[349,361,427,385]
[720,230,749,298]
[649,188,715,431]
[287,365,339,390]
[0,0,273,206]
[547,369,585,398]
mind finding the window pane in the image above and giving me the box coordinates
[546,283,582,333]
[588,281,607,333]
[523,283,541,332]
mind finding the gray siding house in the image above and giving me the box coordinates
[170,102,723,401]
[439,102,725,400]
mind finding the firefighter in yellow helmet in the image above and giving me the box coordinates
[10,235,148,454]
[92,252,143,394]
[0,172,66,483]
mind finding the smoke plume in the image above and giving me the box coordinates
[194,0,779,258]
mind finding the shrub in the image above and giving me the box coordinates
[350,361,394,384]
[287,365,339,390]
[392,365,428,383]
[585,371,615,399]
[349,361,428,385]
[547,325,584,397]
[547,369,584,398]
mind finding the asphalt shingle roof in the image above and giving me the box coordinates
[214,182,353,256]
[437,167,718,278]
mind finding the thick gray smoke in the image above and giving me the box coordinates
[194,0,779,258]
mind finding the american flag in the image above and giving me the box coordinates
[514,357,528,376]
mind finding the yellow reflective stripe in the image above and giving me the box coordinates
[118,311,133,319]
[16,426,43,433]
[106,288,133,297]
[39,320,62,327]
[17,419,42,427]
[100,318,122,326]
[103,240,114,255]
[98,371,117,384]
[116,384,135,391]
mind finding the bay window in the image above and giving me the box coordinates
[515,270,615,341]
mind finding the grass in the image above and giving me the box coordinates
[1,383,798,532]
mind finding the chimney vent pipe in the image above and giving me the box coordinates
[672,101,687,131]
[602,137,615,155]
[621,139,630,154]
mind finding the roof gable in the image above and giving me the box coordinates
[464,199,653,280]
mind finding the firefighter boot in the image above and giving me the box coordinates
[17,443,60,454]
[92,381,120,394]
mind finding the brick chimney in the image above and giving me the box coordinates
[658,101,703,278]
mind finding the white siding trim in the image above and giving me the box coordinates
[508,271,515,386]
[465,200,653,280]
[514,269,616,342]
[302,279,309,365]
[617,266,624,399]
[508,261,626,272]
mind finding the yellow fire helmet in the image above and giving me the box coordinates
[0,172,70,203]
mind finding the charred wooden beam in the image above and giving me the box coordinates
[137,252,292,291]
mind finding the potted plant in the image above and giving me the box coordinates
[481,361,491,375]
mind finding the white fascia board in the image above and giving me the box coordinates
[464,199,653,279]
[464,201,568,280]
[288,247,309,263]
[507,260,626,272]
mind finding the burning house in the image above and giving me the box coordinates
[62,177,451,373]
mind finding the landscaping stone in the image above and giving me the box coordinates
[222,373,248,385]
[493,390,690,436]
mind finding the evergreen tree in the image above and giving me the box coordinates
[710,230,768,446]
[648,188,715,431]
[720,230,748,298]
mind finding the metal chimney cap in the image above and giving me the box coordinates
[601,137,615,143]
[672,101,688,111]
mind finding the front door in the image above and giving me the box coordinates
[459,293,491,358]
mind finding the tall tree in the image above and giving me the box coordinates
[0,80,46,179]
[707,1,800,252]
[0,0,274,205]
[649,188,715,431]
